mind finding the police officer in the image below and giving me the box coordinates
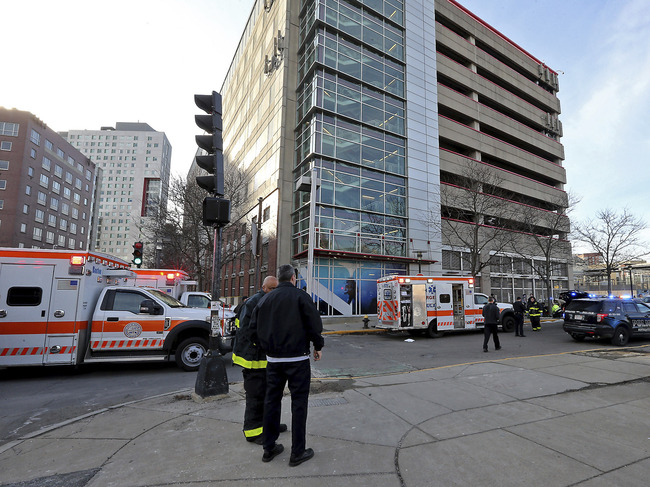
[513,296,526,337]
[232,276,286,444]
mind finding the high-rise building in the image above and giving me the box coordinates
[215,0,570,315]
[0,107,99,250]
[64,123,172,260]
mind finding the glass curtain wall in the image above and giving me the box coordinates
[295,0,406,315]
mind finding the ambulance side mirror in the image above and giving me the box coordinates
[140,299,163,315]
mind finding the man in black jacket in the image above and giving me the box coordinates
[232,276,283,444]
[513,296,526,337]
[252,264,324,467]
[482,296,501,352]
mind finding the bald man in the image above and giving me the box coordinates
[232,276,286,444]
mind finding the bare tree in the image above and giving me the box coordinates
[573,208,648,294]
[141,163,249,290]
[513,191,579,313]
[428,161,518,278]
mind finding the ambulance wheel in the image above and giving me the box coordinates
[175,337,208,371]
[501,315,515,333]
[427,321,445,338]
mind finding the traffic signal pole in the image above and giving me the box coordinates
[193,90,231,399]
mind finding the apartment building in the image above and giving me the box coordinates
[0,108,98,250]
[64,123,171,260]
[215,0,570,315]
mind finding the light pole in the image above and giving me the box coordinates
[296,166,320,302]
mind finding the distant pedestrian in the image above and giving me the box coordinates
[232,278,285,444]
[513,296,526,337]
[252,264,324,467]
[528,296,542,331]
[482,296,501,352]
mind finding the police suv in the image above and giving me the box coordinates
[562,298,650,346]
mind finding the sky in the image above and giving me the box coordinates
[2,0,650,247]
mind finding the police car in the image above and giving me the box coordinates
[563,298,650,346]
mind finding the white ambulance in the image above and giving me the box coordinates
[128,268,234,317]
[0,248,223,371]
[376,275,515,337]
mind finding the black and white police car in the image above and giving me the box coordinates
[562,297,650,346]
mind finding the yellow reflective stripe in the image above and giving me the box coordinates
[235,318,240,328]
[232,353,267,369]
[244,426,263,438]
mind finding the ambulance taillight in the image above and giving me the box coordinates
[166,273,176,286]
[468,278,474,287]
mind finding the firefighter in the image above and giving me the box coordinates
[232,276,286,444]
[527,296,542,331]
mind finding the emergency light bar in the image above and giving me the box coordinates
[70,255,85,266]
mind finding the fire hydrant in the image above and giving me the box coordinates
[362,315,370,329]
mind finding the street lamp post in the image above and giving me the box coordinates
[296,166,320,302]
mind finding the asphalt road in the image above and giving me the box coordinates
[3,319,641,448]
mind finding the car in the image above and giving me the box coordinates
[562,298,650,346]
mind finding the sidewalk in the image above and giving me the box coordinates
[1,325,650,486]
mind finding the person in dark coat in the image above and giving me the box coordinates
[232,278,283,444]
[252,264,324,467]
[513,296,526,337]
[482,296,501,352]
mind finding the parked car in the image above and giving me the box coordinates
[562,298,650,346]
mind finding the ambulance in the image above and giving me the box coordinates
[0,248,225,371]
[128,268,235,319]
[376,275,515,337]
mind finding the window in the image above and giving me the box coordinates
[61,203,69,215]
[57,235,65,247]
[48,214,56,227]
[54,165,62,177]
[37,191,46,205]
[65,172,73,184]
[73,193,80,204]
[63,187,71,200]
[25,185,31,195]
[59,219,67,231]
[0,200,3,209]
[20,223,26,233]
[57,148,64,159]
[0,122,19,137]
[52,181,61,194]
[0,141,12,151]
[0,160,8,170]
[30,129,41,146]
[45,139,53,150]
[35,209,44,223]
[46,231,54,244]
[42,157,51,171]
[70,222,77,234]
[22,204,29,214]
[0,180,5,190]
[74,178,82,189]
[109,290,148,313]
[39,174,49,187]
[68,238,75,249]
[28,167,34,177]
[33,227,42,241]
[7,287,42,306]
[30,148,36,159]
[50,197,59,211]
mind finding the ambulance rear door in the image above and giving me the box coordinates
[434,282,454,328]
[0,263,55,366]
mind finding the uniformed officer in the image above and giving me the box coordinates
[232,276,286,444]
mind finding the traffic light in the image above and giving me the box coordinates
[132,241,143,268]
[195,91,224,197]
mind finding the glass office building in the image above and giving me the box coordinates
[218,0,570,315]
